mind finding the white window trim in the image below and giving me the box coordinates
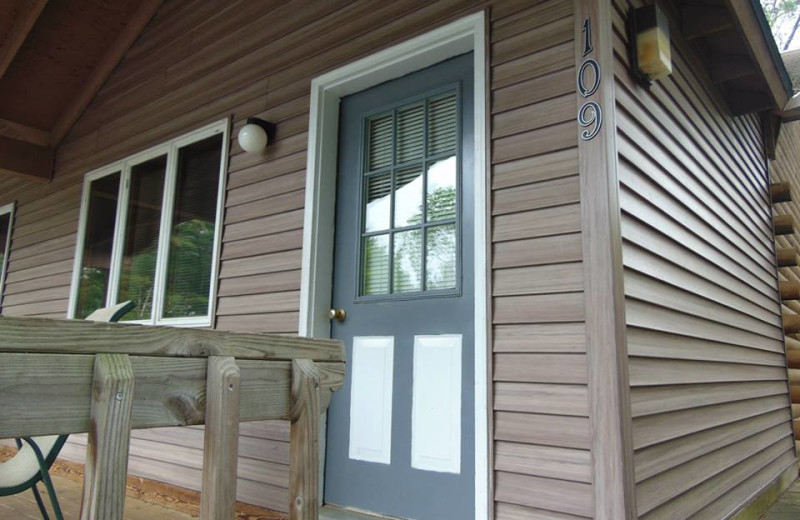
[299,12,488,519]
[67,119,230,327]
[0,201,15,308]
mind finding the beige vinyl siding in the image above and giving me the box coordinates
[490,3,595,519]
[0,0,599,514]
[612,1,796,518]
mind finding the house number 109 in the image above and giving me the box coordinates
[578,17,602,141]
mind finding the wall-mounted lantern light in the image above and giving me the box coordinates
[237,117,276,153]
[627,4,672,87]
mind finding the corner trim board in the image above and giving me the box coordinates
[575,1,637,518]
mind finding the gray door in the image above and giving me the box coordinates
[324,53,475,520]
[324,53,474,519]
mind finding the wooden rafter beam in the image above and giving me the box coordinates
[0,0,47,79]
[0,118,50,147]
[0,135,53,182]
[774,214,795,235]
[728,89,776,115]
[726,0,791,109]
[50,0,164,145]
[784,314,800,333]
[710,56,757,84]
[780,281,800,300]
[771,182,791,203]
[682,5,734,39]
[777,248,799,267]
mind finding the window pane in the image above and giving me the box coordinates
[118,156,166,321]
[0,212,11,305]
[394,167,423,228]
[427,93,457,156]
[426,156,457,222]
[396,103,424,163]
[163,134,223,319]
[393,229,421,293]
[365,173,391,232]
[75,173,120,319]
[363,234,389,295]
[367,114,393,171]
[426,224,456,290]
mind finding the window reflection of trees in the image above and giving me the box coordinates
[366,182,457,295]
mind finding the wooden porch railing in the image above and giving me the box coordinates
[0,316,345,520]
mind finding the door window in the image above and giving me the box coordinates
[359,89,460,298]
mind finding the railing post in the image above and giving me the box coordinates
[290,359,321,520]
[80,353,134,520]
[201,356,241,519]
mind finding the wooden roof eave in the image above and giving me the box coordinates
[0,0,164,183]
[724,0,793,112]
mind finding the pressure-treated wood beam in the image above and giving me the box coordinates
[774,214,795,235]
[0,135,53,182]
[777,248,799,267]
[710,56,757,83]
[0,0,47,79]
[681,6,733,39]
[50,0,164,145]
[771,182,791,203]
[780,281,800,300]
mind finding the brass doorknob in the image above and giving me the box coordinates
[328,308,346,323]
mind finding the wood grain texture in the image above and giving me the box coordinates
[0,352,344,438]
[0,0,48,80]
[289,359,321,520]
[80,354,135,520]
[50,0,165,145]
[0,316,343,361]
[201,356,241,519]
[575,1,635,519]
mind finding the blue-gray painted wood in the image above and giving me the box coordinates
[324,52,475,520]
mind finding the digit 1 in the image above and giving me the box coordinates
[582,17,593,56]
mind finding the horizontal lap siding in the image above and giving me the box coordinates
[491,2,593,519]
[769,120,800,456]
[0,0,593,514]
[612,1,795,519]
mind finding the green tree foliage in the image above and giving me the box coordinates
[76,267,109,319]
[163,218,214,317]
[78,218,214,320]
[763,0,800,50]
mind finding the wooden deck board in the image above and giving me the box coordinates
[0,447,288,520]
[0,473,193,520]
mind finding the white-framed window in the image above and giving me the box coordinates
[68,119,229,327]
[0,202,14,309]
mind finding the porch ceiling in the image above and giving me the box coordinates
[674,0,793,116]
[0,0,163,183]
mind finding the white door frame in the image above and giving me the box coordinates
[298,11,488,520]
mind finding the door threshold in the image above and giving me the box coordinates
[321,504,410,520]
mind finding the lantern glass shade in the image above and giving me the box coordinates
[634,5,672,81]
[238,122,268,153]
